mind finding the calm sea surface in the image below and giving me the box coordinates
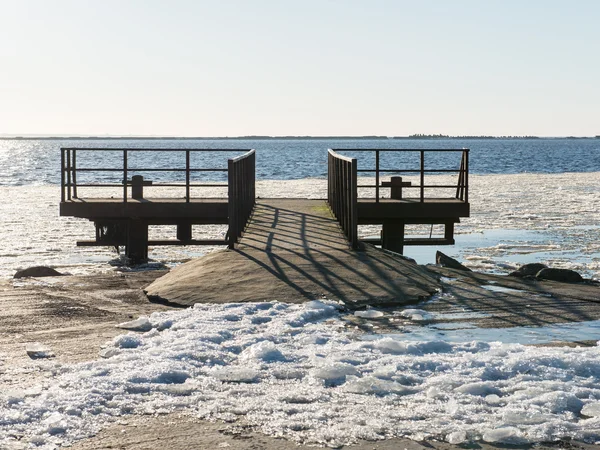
[0,138,599,186]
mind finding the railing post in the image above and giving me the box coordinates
[186,150,190,203]
[350,157,358,249]
[465,149,469,203]
[375,150,380,203]
[123,150,128,203]
[456,153,464,200]
[60,148,65,202]
[228,158,236,249]
[72,149,78,198]
[66,149,71,201]
[420,150,425,202]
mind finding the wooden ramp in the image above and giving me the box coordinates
[145,199,441,306]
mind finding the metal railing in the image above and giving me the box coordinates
[327,149,358,249]
[60,148,252,203]
[228,150,256,248]
[331,148,469,203]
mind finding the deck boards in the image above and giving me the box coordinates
[145,199,442,305]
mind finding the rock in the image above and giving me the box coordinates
[536,268,584,283]
[435,251,471,272]
[509,263,547,278]
[14,266,64,279]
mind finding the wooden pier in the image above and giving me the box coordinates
[60,147,469,263]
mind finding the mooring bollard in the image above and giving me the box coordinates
[381,176,412,199]
[130,175,153,199]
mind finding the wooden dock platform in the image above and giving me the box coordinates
[59,147,470,264]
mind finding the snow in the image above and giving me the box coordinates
[3,301,600,448]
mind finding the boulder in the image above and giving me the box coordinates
[435,251,471,272]
[509,263,548,278]
[14,266,64,279]
[535,268,584,283]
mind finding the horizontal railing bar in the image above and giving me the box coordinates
[151,183,228,187]
[356,169,461,173]
[357,184,466,189]
[60,148,252,152]
[72,168,228,172]
[332,148,469,152]
[70,183,228,188]
[327,149,355,163]
[65,184,127,187]
[229,149,255,163]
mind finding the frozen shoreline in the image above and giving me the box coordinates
[1,267,600,448]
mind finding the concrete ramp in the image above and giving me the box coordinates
[145,199,441,306]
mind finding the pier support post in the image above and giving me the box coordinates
[177,223,192,242]
[126,220,148,264]
[382,220,405,254]
[444,221,455,243]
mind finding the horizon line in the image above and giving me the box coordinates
[1,134,599,140]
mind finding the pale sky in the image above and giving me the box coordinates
[1,0,598,137]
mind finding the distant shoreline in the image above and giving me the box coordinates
[1,135,599,140]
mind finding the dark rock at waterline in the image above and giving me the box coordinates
[509,263,548,278]
[435,251,471,272]
[536,268,584,283]
[14,266,65,279]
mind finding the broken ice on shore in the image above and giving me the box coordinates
[2,300,600,448]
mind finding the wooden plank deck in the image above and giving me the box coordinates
[238,199,350,251]
[145,198,442,305]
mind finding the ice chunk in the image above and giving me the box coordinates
[482,427,524,444]
[455,382,502,397]
[531,391,583,414]
[156,318,174,331]
[399,309,433,323]
[354,310,384,319]
[286,300,339,327]
[25,342,54,358]
[485,394,502,405]
[43,412,67,435]
[113,334,143,349]
[446,430,467,444]
[343,376,412,396]
[502,410,550,425]
[240,341,285,362]
[250,316,272,324]
[582,402,600,417]
[212,367,260,383]
[99,348,120,358]
[116,316,152,332]
[23,385,43,397]
[311,362,358,386]
[368,338,452,355]
[5,390,25,405]
[160,383,196,396]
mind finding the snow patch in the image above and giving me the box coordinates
[2,301,600,448]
